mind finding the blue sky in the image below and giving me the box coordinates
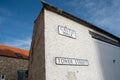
[0,0,120,50]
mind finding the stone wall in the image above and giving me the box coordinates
[0,56,28,80]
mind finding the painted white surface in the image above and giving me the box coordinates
[55,57,89,66]
[44,9,120,80]
[58,25,76,39]
[94,39,120,80]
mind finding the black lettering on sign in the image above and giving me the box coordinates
[55,57,89,66]
[58,25,76,39]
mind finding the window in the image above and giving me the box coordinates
[15,53,23,58]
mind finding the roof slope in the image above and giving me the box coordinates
[0,44,29,59]
[41,1,120,42]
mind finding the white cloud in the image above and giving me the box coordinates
[4,38,32,50]
[0,8,32,50]
[65,0,120,37]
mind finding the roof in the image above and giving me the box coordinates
[41,1,120,42]
[0,44,29,59]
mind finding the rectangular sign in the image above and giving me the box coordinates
[55,57,89,66]
[58,25,76,39]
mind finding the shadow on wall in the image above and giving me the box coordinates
[94,39,120,80]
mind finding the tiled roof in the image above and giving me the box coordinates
[0,44,29,59]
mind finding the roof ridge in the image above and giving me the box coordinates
[41,1,120,41]
[0,44,29,59]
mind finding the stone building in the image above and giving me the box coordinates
[28,1,120,80]
[0,44,29,80]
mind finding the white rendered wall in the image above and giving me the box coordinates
[44,9,104,80]
[94,39,120,80]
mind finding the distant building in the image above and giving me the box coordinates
[0,44,29,80]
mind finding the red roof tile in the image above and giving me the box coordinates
[0,44,29,59]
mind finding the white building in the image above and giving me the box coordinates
[28,1,120,80]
